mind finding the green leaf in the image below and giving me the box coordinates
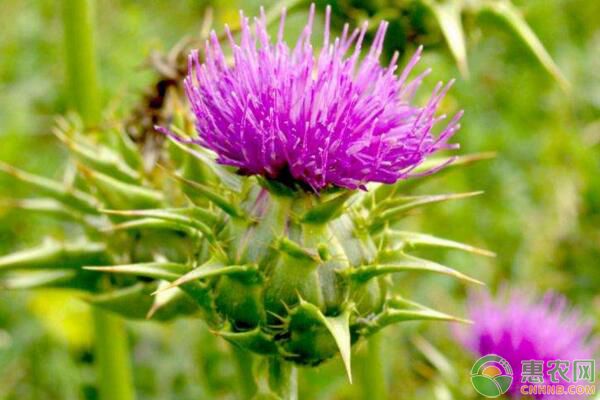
[146,281,199,320]
[86,282,155,319]
[263,0,305,23]
[101,208,226,258]
[364,308,468,334]
[424,0,469,76]
[385,230,495,256]
[85,261,188,281]
[0,270,76,289]
[276,237,320,263]
[479,0,570,91]
[90,262,220,323]
[300,192,354,224]
[411,152,496,175]
[215,326,279,355]
[55,127,141,183]
[164,169,245,218]
[166,136,243,192]
[85,281,200,320]
[158,259,259,293]
[361,296,470,335]
[323,310,353,383]
[0,240,109,271]
[78,165,163,209]
[412,335,457,382]
[0,198,87,224]
[101,208,216,238]
[347,252,483,285]
[113,126,143,170]
[103,217,199,236]
[370,191,483,232]
[288,299,353,382]
[0,161,99,214]
[367,152,495,205]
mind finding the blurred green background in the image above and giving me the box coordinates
[0,0,598,399]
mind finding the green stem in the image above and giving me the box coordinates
[62,2,135,399]
[92,308,135,400]
[268,358,298,400]
[231,345,258,399]
[62,0,101,124]
[362,333,387,400]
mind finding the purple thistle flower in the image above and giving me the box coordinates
[455,288,598,399]
[177,4,461,192]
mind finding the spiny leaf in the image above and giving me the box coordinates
[412,152,496,175]
[78,165,163,209]
[166,136,243,192]
[111,126,143,170]
[324,309,353,383]
[263,0,305,23]
[479,0,570,92]
[425,0,469,76]
[385,230,495,257]
[276,237,320,263]
[0,241,109,271]
[157,259,258,294]
[387,296,472,323]
[147,281,177,319]
[102,206,219,223]
[101,208,216,238]
[329,215,378,267]
[147,281,198,319]
[93,259,219,322]
[363,308,468,335]
[103,217,199,236]
[346,252,483,285]
[374,191,483,217]
[85,282,154,319]
[164,168,245,218]
[258,177,297,197]
[370,191,483,232]
[367,152,495,205]
[101,208,226,257]
[301,192,354,224]
[95,261,220,326]
[412,335,457,382]
[0,198,87,224]
[290,299,353,382]
[54,127,141,183]
[0,161,99,214]
[86,281,199,321]
[214,326,279,355]
[361,296,470,335]
[85,261,188,281]
[0,270,76,289]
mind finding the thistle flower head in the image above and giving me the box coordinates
[182,4,461,191]
[456,288,598,398]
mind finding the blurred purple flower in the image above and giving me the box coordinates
[456,288,598,399]
[177,4,460,191]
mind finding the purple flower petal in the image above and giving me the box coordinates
[180,4,461,191]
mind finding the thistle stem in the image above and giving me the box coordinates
[92,309,136,400]
[231,345,257,399]
[268,358,298,400]
[362,333,387,400]
[62,2,135,399]
[62,0,101,124]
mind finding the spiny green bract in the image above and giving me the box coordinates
[0,114,493,379]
